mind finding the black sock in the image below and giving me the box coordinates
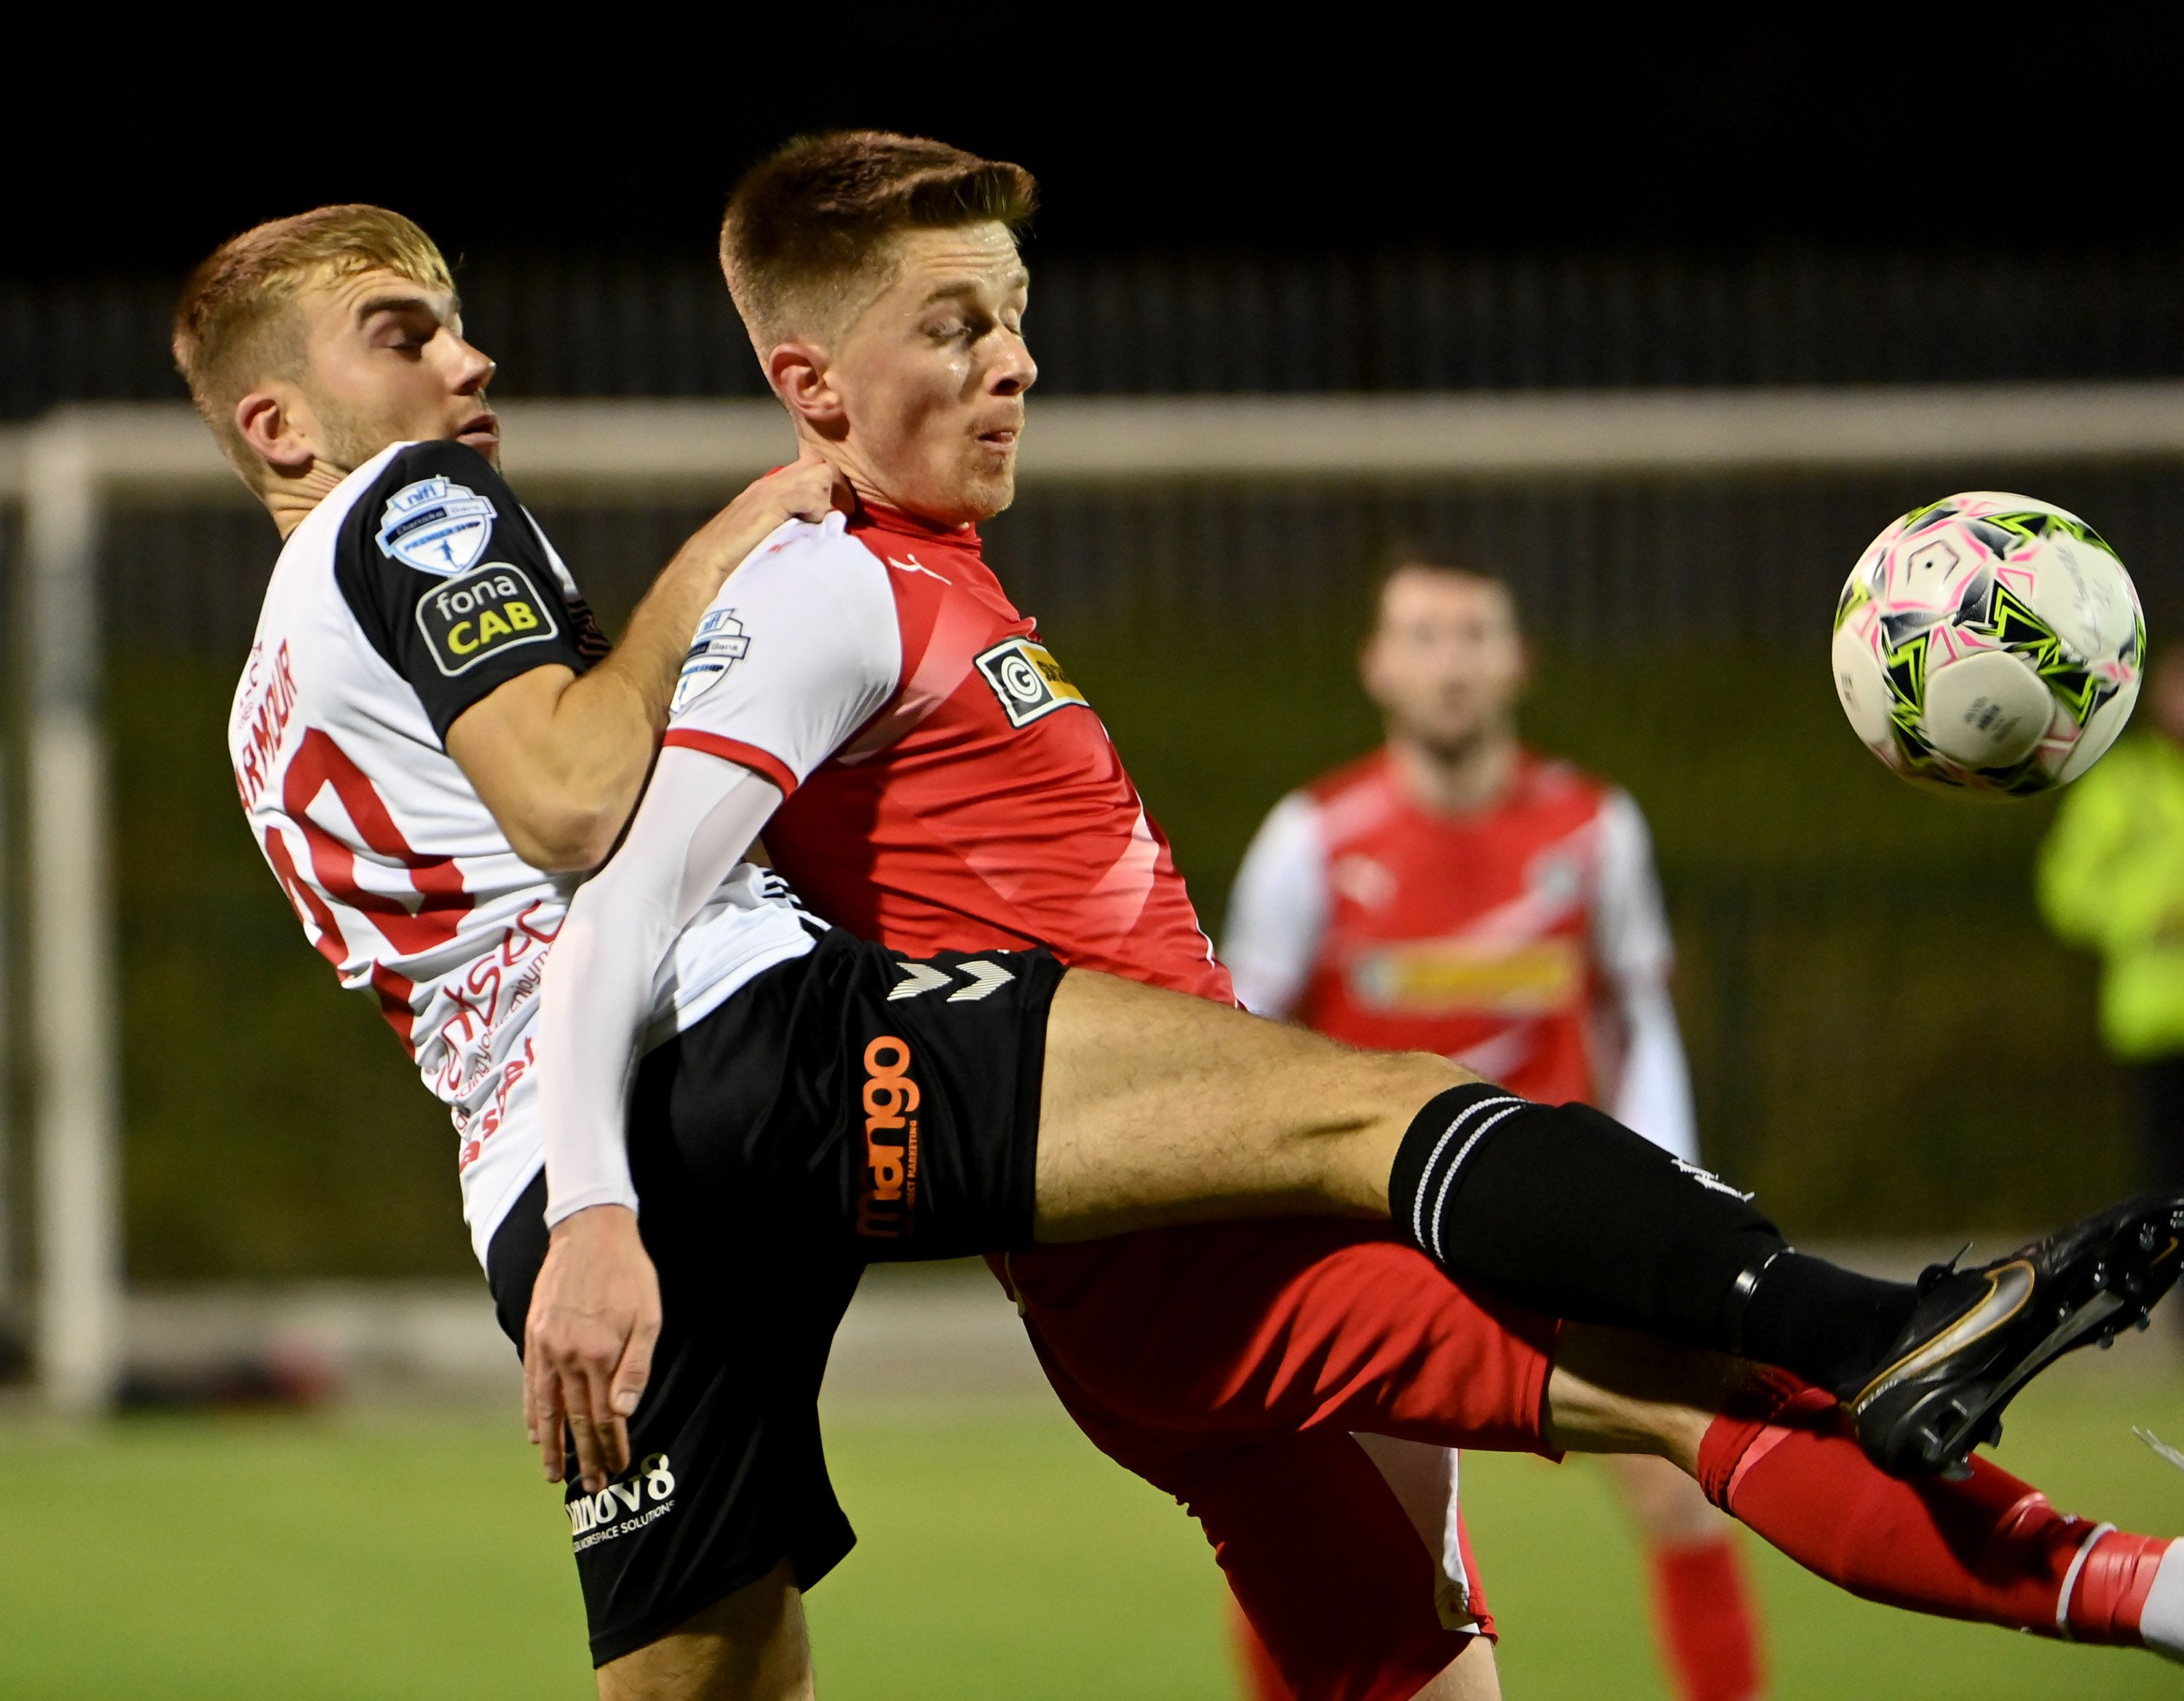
[1389,1084,1789,1346]
[1730,1250,1920,1395]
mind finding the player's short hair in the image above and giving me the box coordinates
[719,131,1037,352]
[173,205,453,490]
[1370,551,1523,633]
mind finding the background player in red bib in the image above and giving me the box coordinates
[1226,559,1767,1701]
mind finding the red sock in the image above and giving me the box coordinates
[1696,1367,2163,1647]
[2068,1528,2174,1646]
[1650,1536,1765,1701]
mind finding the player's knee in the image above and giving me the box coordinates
[598,1562,812,1701]
[1417,1638,1503,1701]
[1251,1041,1465,1213]
[1281,1049,1456,1147]
[1303,1050,1468,1171]
[1372,1051,1471,1129]
[1305,1051,1468,1210]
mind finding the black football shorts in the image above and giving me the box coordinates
[486,927,1067,1665]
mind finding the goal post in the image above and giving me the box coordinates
[4,382,2184,1415]
[20,419,120,1415]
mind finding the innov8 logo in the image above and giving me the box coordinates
[566,1452,677,1548]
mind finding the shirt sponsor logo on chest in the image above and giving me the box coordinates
[974,636,1088,728]
[1352,937,1583,1017]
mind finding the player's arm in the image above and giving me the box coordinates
[444,451,843,871]
[1591,791,1700,1164]
[524,750,783,1490]
[525,526,902,1488]
[1221,790,1332,1019]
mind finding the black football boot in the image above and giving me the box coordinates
[1843,1195,2184,1477]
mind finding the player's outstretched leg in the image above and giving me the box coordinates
[1384,1086,2184,1475]
[1034,968,2184,1475]
[1546,1326,2184,1663]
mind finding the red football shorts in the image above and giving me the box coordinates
[1002,1219,1561,1701]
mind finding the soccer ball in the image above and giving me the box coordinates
[1831,492,2145,795]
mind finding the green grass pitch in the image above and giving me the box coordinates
[5,1365,2183,1699]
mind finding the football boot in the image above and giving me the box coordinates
[1844,1194,2184,1477]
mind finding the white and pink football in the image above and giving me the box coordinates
[1832,492,2145,795]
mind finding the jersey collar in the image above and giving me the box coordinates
[853,500,984,554]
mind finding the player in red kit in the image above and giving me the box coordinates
[519,134,2184,1700]
[1226,560,1767,1701]
[180,189,2184,1698]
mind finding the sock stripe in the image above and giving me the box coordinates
[1423,1102,1527,1262]
[2140,1541,2184,1659]
[1405,1094,1522,1249]
[2057,1523,2118,1639]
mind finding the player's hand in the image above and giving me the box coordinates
[522,1204,662,1493]
[674,447,854,588]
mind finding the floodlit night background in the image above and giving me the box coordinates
[4,17,2184,1698]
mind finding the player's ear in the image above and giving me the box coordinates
[1358,630,1396,711]
[767,341,847,438]
[236,387,317,479]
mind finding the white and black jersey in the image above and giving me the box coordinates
[232,441,815,1264]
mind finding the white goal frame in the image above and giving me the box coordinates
[5,382,2184,1413]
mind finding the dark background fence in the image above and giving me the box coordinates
[67,449,2180,1280]
[17,245,2184,417]
[19,63,2184,1277]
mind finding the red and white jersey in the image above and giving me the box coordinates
[233,441,815,1264]
[662,505,1230,1001]
[1223,748,1696,1161]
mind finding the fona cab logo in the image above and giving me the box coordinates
[566,1453,677,1534]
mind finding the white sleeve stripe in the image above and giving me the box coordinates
[1590,788,1701,1162]
[1222,790,1332,1019]
[1610,980,1701,1163]
[1591,789,1674,981]
[667,516,902,786]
